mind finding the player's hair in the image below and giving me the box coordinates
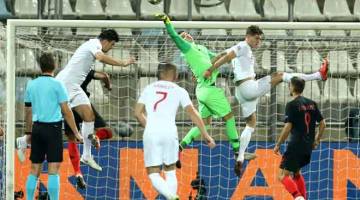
[157,62,177,79]
[246,25,263,36]
[98,29,119,42]
[290,76,305,94]
[39,52,55,73]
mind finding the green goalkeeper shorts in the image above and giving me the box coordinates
[196,86,232,119]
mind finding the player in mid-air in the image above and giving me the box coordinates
[157,14,254,174]
[55,29,135,171]
[205,25,328,176]
[134,63,215,200]
[274,77,326,200]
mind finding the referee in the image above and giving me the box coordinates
[24,52,82,200]
[274,77,326,200]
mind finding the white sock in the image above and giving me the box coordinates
[282,72,321,83]
[164,170,177,196]
[81,121,94,160]
[237,126,255,162]
[148,173,174,200]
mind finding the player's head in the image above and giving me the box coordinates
[157,62,178,82]
[245,25,263,48]
[39,52,56,73]
[98,29,119,53]
[178,30,194,43]
[289,76,305,96]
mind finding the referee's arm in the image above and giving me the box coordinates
[24,106,32,133]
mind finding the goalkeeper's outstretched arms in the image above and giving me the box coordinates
[156,13,191,53]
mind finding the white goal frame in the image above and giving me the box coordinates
[5,19,360,200]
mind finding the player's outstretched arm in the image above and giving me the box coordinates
[61,103,83,143]
[134,103,147,128]
[205,50,236,78]
[313,119,326,149]
[274,122,292,155]
[185,105,216,148]
[156,13,191,53]
[95,52,136,67]
[93,71,112,90]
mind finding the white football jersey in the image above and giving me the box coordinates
[227,41,256,81]
[138,80,192,135]
[56,39,102,86]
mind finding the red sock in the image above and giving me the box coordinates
[281,176,302,198]
[96,128,112,140]
[293,174,307,199]
[68,141,81,175]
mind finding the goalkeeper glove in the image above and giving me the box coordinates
[155,13,171,24]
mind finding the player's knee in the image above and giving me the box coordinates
[278,173,284,182]
[245,113,256,127]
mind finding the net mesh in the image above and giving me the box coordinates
[2,24,360,199]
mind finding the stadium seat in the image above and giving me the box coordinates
[198,0,231,21]
[229,0,261,21]
[76,0,105,19]
[302,81,321,102]
[263,29,287,36]
[139,48,158,74]
[201,29,227,36]
[320,30,346,36]
[323,0,354,21]
[14,0,38,18]
[262,50,291,72]
[327,50,356,75]
[44,0,75,19]
[296,50,321,73]
[105,0,136,19]
[141,0,164,20]
[0,48,5,74]
[276,82,291,105]
[138,77,157,96]
[323,78,350,103]
[354,0,360,20]
[354,79,360,100]
[16,48,39,73]
[169,0,202,20]
[263,0,288,21]
[293,30,317,37]
[294,0,325,21]
[0,0,12,20]
[231,29,246,36]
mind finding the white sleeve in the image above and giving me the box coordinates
[89,40,103,56]
[227,43,243,57]
[138,87,148,104]
[179,88,192,108]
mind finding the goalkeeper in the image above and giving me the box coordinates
[157,14,254,174]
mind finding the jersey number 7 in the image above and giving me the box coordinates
[153,91,168,111]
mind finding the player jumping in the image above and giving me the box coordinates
[206,25,328,176]
[157,14,252,172]
[274,77,326,200]
[134,63,215,200]
[56,29,135,171]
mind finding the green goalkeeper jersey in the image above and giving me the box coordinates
[165,23,219,88]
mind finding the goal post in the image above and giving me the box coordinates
[5,19,360,200]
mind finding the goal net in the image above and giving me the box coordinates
[3,20,360,200]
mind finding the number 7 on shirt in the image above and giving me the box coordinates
[153,91,168,111]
